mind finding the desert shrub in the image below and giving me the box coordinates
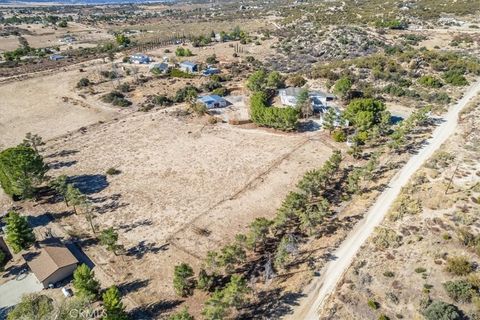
[332,130,347,142]
[76,78,91,88]
[117,83,131,93]
[106,168,121,176]
[287,74,307,87]
[371,227,402,249]
[445,256,473,276]
[250,91,299,131]
[169,68,194,79]
[383,271,395,277]
[389,194,422,221]
[206,54,218,64]
[100,70,117,79]
[174,86,199,103]
[368,299,379,310]
[188,102,208,116]
[443,280,475,302]
[197,269,215,292]
[423,301,462,320]
[175,47,193,57]
[212,87,229,96]
[102,91,132,107]
[378,315,390,320]
[426,151,455,169]
[418,75,443,88]
[443,70,469,86]
[153,95,173,106]
[415,267,427,273]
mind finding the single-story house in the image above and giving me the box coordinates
[179,61,198,73]
[149,62,170,74]
[197,95,228,109]
[130,53,151,64]
[202,67,220,76]
[279,87,335,111]
[23,242,78,288]
[49,54,65,61]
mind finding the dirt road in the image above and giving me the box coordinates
[287,79,480,320]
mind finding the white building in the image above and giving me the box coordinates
[279,87,335,112]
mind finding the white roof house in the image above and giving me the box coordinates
[279,87,335,111]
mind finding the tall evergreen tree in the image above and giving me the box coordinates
[73,264,100,300]
[102,286,128,320]
[5,211,35,253]
[0,146,47,199]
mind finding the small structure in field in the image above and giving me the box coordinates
[202,67,221,76]
[23,241,79,288]
[149,62,170,74]
[197,95,228,109]
[179,61,198,73]
[279,87,335,111]
[130,53,151,64]
[49,54,65,61]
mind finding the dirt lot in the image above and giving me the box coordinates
[0,60,124,149]
[320,96,480,319]
[0,109,336,315]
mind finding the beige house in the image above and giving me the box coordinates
[23,243,78,288]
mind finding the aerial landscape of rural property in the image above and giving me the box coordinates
[0,0,479,319]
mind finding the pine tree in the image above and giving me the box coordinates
[322,108,338,134]
[169,307,194,320]
[65,184,85,214]
[73,264,100,300]
[99,228,120,255]
[20,132,45,154]
[5,211,35,253]
[102,286,128,320]
[173,263,195,297]
[49,175,69,206]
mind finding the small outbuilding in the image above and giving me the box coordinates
[49,54,65,61]
[149,62,170,74]
[130,53,151,64]
[197,95,228,109]
[23,242,79,288]
[202,67,221,76]
[179,61,198,73]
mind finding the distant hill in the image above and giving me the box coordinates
[0,0,173,4]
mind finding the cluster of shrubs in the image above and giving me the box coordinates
[169,68,194,78]
[250,91,299,131]
[175,47,193,57]
[102,91,132,107]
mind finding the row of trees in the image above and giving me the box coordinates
[172,151,346,318]
[250,91,299,131]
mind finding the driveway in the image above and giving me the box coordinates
[0,272,43,318]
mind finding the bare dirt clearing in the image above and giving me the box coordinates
[0,63,123,148]
[4,111,336,314]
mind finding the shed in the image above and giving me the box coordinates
[49,54,65,61]
[197,95,228,109]
[179,61,198,73]
[23,242,78,288]
[130,53,151,64]
[149,62,170,74]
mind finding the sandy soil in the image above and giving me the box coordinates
[0,60,124,148]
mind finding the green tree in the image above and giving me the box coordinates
[266,71,285,89]
[5,211,35,253]
[246,70,268,92]
[99,228,121,255]
[197,268,215,291]
[323,108,338,134]
[202,290,227,320]
[169,307,194,320]
[55,297,92,320]
[296,87,312,118]
[344,98,388,132]
[65,184,86,215]
[333,77,352,99]
[115,34,130,46]
[49,175,69,206]
[102,286,128,320]
[247,217,272,251]
[7,294,53,320]
[73,264,100,300]
[173,263,195,297]
[274,235,294,269]
[0,145,47,199]
[221,275,249,308]
[218,243,246,272]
